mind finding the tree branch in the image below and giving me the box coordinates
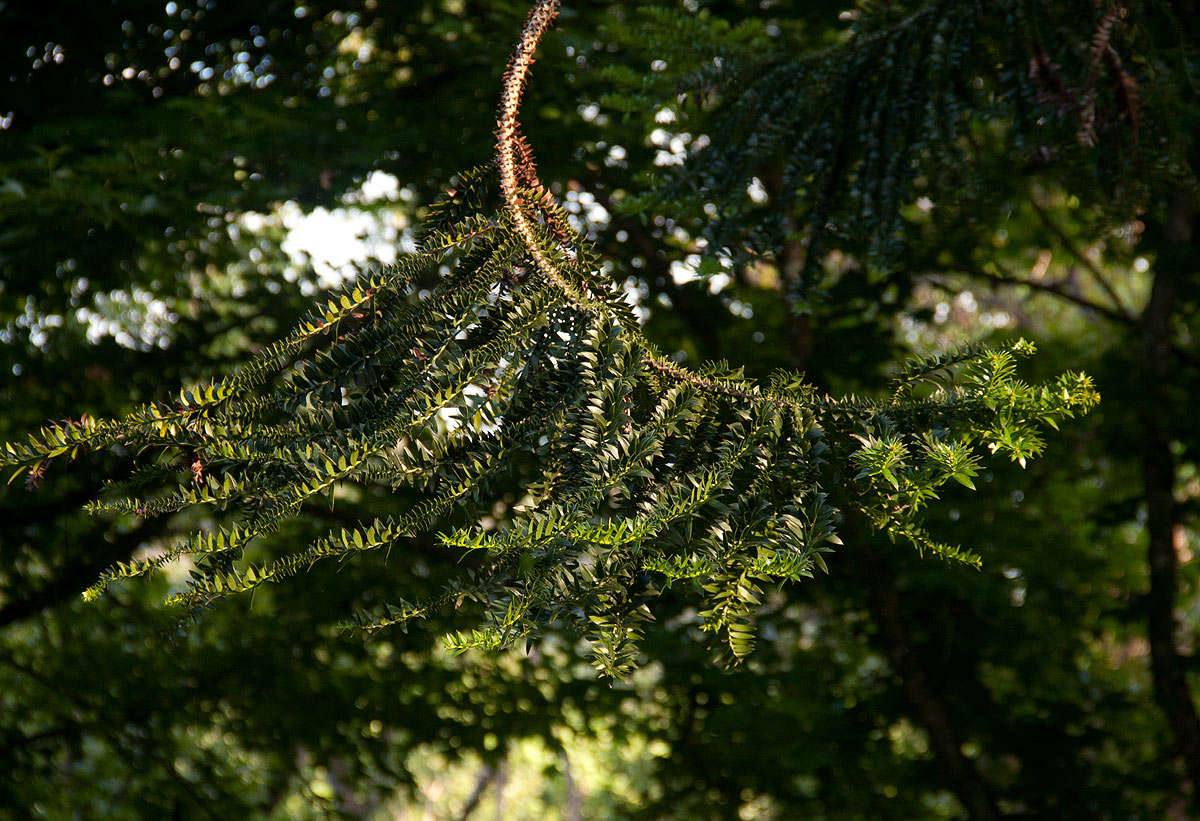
[0,516,171,629]
[930,264,1136,325]
[1028,196,1135,322]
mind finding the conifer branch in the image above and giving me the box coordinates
[0,0,1099,677]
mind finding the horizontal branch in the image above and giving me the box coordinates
[932,264,1135,325]
[1028,196,1135,322]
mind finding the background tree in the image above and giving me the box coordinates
[0,2,1195,819]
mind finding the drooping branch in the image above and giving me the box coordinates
[1027,196,1133,321]
[0,0,1100,684]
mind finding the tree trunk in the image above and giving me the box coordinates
[561,750,582,821]
[1139,190,1200,806]
[856,542,1002,821]
[457,764,495,821]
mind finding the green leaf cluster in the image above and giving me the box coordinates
[1,158,1096,676]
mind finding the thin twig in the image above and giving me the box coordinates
[1028,196,1134,321]
[930,268,1200,368]
[934,264,1135,325]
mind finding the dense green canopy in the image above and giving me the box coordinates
[1,1,1197,818]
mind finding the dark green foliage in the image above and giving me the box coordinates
[1,2,1096,678]
[602,1,1169,294]
[8,0,1200,816]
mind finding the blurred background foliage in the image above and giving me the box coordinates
[0,0,1197,818]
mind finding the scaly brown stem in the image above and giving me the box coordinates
[493,0,773,404]
[496,1,577,299]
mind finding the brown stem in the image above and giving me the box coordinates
[494,2,805,408]
[495,1,576,299]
